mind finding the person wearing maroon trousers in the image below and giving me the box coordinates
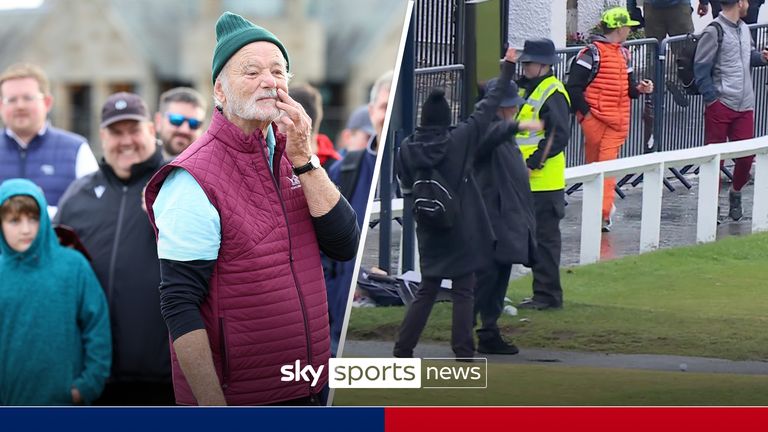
[694,0,768,221]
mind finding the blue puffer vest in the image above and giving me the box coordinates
[0,126,86,206]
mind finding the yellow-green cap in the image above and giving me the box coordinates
[211,12,290,85]
[601,7,641,29]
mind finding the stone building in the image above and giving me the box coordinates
[0,0,406,155]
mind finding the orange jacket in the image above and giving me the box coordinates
[584,41,631,133]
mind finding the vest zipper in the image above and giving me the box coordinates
[219,317,230,389]
[739,29,747,111]
[257,147,314,395]
[107,185,128,301]
[19,148,27,178]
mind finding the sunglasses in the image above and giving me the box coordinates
[167,113,203,130]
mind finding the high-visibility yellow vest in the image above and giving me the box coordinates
[515,76,570,192]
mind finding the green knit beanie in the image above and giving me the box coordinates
[211,12,290,85]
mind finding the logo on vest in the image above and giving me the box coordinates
[289,174,301,190]
[94,185,105,199]
[40,164,55,176]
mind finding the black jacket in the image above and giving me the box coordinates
[474,118,537,266]
[54,148,170,383]
[397,60,514,279]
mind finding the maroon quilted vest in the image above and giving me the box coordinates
[145,110,330,405]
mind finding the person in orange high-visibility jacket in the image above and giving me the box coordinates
[566,7,654,232]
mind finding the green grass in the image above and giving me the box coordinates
[347,233,768,361]
[333,362,768,406]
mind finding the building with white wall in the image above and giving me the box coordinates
[508,0,625,48]
[508,0,767,48]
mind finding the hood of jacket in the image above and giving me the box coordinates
[401,126,452,169]
[0,178,56,264]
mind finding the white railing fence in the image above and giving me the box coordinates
[567,135,768,264]
[372,135,768,272]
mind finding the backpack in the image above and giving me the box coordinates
[567,43,631,85]
[676,22,724,95]
[412,166,460,229]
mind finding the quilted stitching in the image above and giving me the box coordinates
[146,111,330,405]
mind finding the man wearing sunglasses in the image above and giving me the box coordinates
[154,87,207,160]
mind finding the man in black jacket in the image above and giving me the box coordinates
[473,79,539,354]
[54,92,172,405]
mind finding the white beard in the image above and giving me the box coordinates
[224,85,280,122]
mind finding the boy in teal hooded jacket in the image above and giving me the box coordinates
[0,178,111,405]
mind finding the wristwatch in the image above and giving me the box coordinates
[292,154,321,175]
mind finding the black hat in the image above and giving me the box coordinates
[100,92,149,128]
[420,88,451,127]
[486,78,525,108]
[517,38,558,65]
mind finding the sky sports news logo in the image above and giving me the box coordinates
[281,358,487,389]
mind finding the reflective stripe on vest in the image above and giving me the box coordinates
[516,76,570,192]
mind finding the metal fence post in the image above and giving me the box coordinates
[460,0,474,120]
[500,0,509,57]
[400,9,417,273]
[654,38,666,152]
[378,127,394,273]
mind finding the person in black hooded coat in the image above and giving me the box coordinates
[473,78,540,355]
[393,48,519,359]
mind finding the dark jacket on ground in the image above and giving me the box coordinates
[474,118,537,266]
[54,148,170,384]
[396,60,514,279]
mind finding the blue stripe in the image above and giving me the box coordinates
[0,407,385,432]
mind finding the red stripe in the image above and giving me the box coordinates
[385,407,768,432]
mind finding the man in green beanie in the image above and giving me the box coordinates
[144,12,360,406]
